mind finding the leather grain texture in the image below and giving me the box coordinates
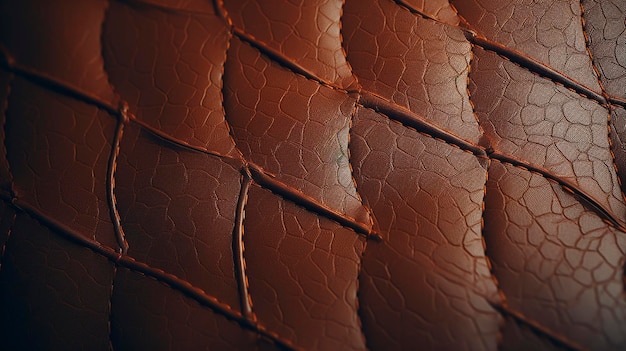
[0,0,625,350]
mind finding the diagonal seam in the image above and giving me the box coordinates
[247,163,381,241]
[0,193,301,351]
[489,300,588,351]
[5,37,626,237]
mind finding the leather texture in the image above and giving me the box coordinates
[0,0,625,350]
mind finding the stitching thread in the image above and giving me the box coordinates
[0,209,16,275]
[107,264,118,351]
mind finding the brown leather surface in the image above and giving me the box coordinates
[0,0,625,350]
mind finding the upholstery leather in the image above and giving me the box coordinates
[0,0,625,350]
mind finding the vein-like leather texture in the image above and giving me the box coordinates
[0,0,625,350]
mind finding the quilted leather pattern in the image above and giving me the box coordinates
[0,0,625,350]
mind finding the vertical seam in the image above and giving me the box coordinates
[233,168,256,321]
[1,71,14,197]
[216,8,245,162]
[107,263,119,351]
[579,0,626,219]
[338,0,360,91]
[0,209,17,275]
[480,158,507,350]
[347,99,376,233]
[579,0,609,98]
[354,233,370,350]
[107,103,129,254]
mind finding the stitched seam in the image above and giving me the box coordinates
[212,0,231,26]
[232,29,347,93]
[127,266,300,351]
[1,71,14,197]
[486,159,592,351]
[480,158,507,350]
[4,19,480,151]
[239,187,255,320]
[605,109,626,223]
[107,264,118,351]
[0,58,239,162]
[387,0,484,144]
[128,114,242,161]
[248,163,379,240]
[492,154,626,232]
[347,103,373,350]
[338,0,360,90]
[220,29,245,161]
[358,103,483,159]
[465,30,503,349]
[234,171,256,321]
[101,0,121,108]
[347,102,375,232]
[354,236,370,351]
[448,1,607,105]
[470,39,606,105]
[579,0,609,97]
[579,0,626,216]
[116,0,208,16]
[107,104,129,253]
[0,209,16,275]
[359,102,626,233]
[0,48,118,114]
[214,0,245,162]
[105,0,242,161]
[447,0,475,30]
[4,195,300,351]
[393,0,444,24]
[466,43,488,142]
[465,47,626,230]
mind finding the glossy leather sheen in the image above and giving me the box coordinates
[0,0,625,350]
